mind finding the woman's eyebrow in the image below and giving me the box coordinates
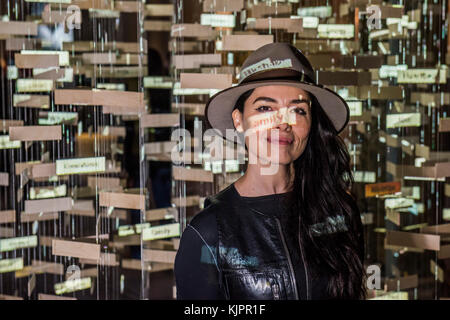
[252,97,311,105]
[290,99,311,104]
[252,96,277,104]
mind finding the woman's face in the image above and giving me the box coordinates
[232,85,312,166]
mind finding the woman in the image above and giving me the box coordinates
[174,42,366,300]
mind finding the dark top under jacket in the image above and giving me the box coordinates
[174,183,333,300]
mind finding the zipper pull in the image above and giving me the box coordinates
[272,283,280,300]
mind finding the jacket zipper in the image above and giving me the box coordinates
[275,217,299,300]
[298,217,310,300]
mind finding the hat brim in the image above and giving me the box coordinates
[205,79,350,140]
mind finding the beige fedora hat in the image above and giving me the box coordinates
[205,42,350,139]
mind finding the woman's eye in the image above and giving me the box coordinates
[256,106,272,112]
[291,107,306,115]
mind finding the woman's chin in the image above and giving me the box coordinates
[256,155,294,166]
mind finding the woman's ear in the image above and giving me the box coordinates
[232,109,244,133]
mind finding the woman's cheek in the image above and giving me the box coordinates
[294,118,311,136]
[292,127,309,140]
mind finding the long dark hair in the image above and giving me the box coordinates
[234,88,366,299]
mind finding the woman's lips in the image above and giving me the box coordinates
[267,136,293,145]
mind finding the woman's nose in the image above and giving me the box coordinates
[277,122,291,131]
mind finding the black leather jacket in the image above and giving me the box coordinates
[175,183,362,300]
